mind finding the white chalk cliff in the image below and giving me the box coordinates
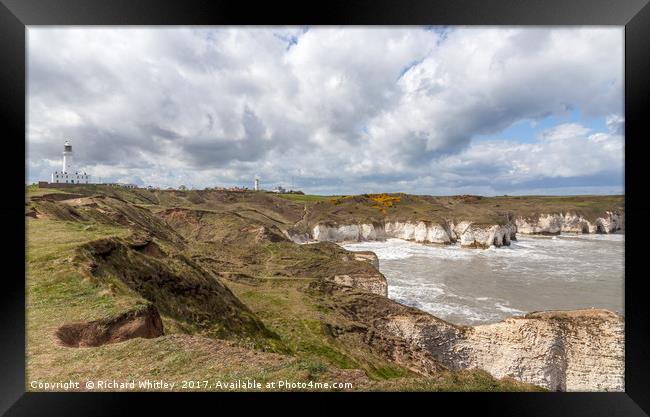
[291,210,623,249]
[375,306,623,391]
[308,221,515,248]
[456,310,625,391]
[515,211,624,235]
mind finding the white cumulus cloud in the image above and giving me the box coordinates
[27,26,623,195]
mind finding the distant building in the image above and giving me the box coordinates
[254,178,260,191]
[105,183,137,189]
[272,186,287,193]
[226,186,247,192]
[49,141,91,184]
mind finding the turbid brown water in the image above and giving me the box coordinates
[343,234,624,326]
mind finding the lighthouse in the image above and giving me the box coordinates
[62,140,73,173]
[49,140,91,185]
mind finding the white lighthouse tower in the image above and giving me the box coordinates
[254,177,260,191]
[50,140,91,184]
[62,140,73,173]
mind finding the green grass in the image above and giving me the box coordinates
[27,218,143,384]
[25,218,298,388]
[275,193,338,202]
[223,278,423,380]
[26,184,67,198]
[369,369,545,392]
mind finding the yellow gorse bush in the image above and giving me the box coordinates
[368,194,401,208]
[327,194,400,213]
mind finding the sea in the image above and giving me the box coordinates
[342,234,624,326]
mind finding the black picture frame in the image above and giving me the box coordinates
[2,0,649,415]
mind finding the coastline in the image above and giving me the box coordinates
[26,187,625,392]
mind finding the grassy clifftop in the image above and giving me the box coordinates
[283,192,624,231]
[28,184,623,227]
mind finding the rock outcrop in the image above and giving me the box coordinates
[452,222,515,249]
[312,222,384,242]
[326,273,387,297]
[351,251,380,269]
[383,221,452,244]
[453,310,624,391]
[515,211,624,235]
[327,251,387,296]
[382,307,623,391]
[307,220,513,248]
[313,280,624,391]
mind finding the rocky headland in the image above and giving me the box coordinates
[288,194,624,248]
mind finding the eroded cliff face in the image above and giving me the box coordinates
[381,308,623,391]
[454,310,624,391]
[325,251,387,296]
[452,221,515,249]
[293,208,623,248]
[384,221,452,244]
[515,211,624,235]
[315,280,624,392]
[308,221,514,248]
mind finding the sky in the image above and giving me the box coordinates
[27,26,624,196]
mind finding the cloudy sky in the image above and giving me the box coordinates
[27,26,624,195]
